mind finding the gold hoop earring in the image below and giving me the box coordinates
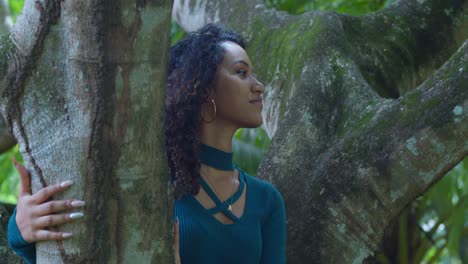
[201,98,216,123]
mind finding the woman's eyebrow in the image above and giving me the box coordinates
[232,60,250,68]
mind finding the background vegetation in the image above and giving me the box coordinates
[1,0,466,263]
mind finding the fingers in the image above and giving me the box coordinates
[13,168,84,244]
[33,230,73,242]
[36,200,86,216]
[32,180,74,204]
[13,159,31,196]
[12,159,74,203]
[34,212,84,229]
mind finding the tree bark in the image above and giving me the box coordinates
[0,109,16,153]
[0,0,16,153]
[0,203,23,264]
[173,0,467,263]
[0,0,173,263]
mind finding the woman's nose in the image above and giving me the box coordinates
[252,76,265,93]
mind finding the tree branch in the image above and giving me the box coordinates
[172,0,294,37]
[325,40,464,261]
[352,39,467,208]
[341,0,468,97]
[258,39,467,263]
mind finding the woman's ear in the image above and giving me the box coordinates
[208,89,217,100]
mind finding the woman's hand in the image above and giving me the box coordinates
[13,159,85,243]
[175,217,180,264]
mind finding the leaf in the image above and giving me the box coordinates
[8,0,24,20]
[233,127,270,175]
[0,145,21,204]
[447,208,465,260]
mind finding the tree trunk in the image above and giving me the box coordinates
[0,0,16,153]
[173,0,467,263]
[0,203,23,263]
[0,0,174,263]
[0,116,16,153]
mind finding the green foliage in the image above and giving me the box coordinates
[170,19,186,46]
[417,157,468,263]
[8,0,24,20]
[264,0,397,15]
[233,128,270,175]
[0,145,21,204]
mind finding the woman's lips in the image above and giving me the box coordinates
[250,98,263,105]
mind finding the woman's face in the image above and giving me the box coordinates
[210,41,265,129]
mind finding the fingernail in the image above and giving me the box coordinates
[62,233,73,239]
[71,201,85,208]
[175,217,179,224]
[69,212,84,219]
[60,180,74,188]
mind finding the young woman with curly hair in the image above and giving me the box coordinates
[7,24,286,264]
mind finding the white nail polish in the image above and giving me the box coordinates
[62,233,73,239]
[60,180,74,188]
[69,212,84,219]
[71,201,86,208]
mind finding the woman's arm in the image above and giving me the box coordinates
[7,160,85,264]
[260,185,287,264]
[8,208,36,264]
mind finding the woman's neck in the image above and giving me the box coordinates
[199,121,237,152]
[199,164,235,184]
[199,124,238,182]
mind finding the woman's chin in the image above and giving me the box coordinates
[242,118,263,129]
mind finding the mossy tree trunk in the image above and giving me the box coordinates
[0,2,20,262]
[0,0,174,263]
[0,202,22,263]
[173,0,467,263]
[0,0,16,153]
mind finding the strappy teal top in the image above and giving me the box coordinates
[175,168,286,263]
[175,143,286,263]
[198,169,245,222]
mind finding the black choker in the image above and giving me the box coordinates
[199,144,234,171]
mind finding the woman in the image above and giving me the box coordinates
[8,24,286,264]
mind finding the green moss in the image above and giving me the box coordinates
[337,108,376,139]
[422,97,440,110]
[400,90,422,107]
[247,14,329,120]
[358,111,376,127]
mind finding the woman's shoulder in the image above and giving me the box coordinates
[238,168,284,202]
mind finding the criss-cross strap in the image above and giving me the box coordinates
[199,170,245,222]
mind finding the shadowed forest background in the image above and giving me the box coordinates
[0,0,466,263]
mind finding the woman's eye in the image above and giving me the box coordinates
[237,70,248,77]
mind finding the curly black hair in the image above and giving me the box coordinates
[165,24,245,199]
